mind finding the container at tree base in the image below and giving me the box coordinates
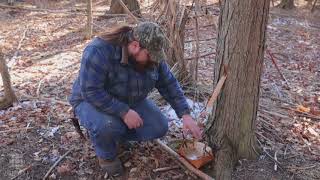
[178,141,214,169]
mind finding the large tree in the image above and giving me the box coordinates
[277,0,295,9]
[107,0,141,17]
[205,0,270,179]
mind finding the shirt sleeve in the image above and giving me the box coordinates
[155,61,191,118]
[79,46,129,118]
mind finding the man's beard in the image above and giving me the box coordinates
[129,56,157,72]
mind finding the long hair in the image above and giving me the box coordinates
[99,25,134,46]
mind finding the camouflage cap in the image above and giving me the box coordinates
[133,22,168,63]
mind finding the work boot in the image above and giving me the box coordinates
[98,157,124,176]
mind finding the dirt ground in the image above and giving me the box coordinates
[0,0,319,180]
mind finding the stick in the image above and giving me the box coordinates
[116,0,139,23]
[11,164,33,180]
[8,25,28,69]
[205,69,228,114]
[266,48,290,90]
[263,148,284,171]
[153,165,180,173]
[0,127,34,134]
[42,149,72,180]
[155,139,214,180]
[274,151,278,171]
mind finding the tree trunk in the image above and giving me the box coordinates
[277,0,295,9]
[205,0,270,179]
[7,0,15,6]
[0,49,17,110]
[85,0,93,39]
[108,0,141,17]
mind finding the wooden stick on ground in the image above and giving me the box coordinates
[42,149,73,180]
[155,139,214,180]
[153,165,180,173]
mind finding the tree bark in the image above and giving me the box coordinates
[205,0,270,179]
[108,0,141,17]
[277,0,295,9]
[0,49,17,110]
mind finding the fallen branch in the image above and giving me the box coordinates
[155,139,214,180]
[42,149,73,180]
[0,127,34,134]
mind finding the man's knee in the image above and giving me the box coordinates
[154,115,169,138]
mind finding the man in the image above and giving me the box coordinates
[69,22,201,176]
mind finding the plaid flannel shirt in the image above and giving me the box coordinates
[69,37,190,118]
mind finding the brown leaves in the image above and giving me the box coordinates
[57,162,74,175]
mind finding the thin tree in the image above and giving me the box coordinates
[86,0,93,39]
[0,49,17,109]
[205,0,270,179]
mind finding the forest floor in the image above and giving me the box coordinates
[0,0,320,180]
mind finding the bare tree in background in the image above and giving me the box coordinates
[0,49,17,110]
[86,0,93,39]
[205,0,270,179]
[108,0,141,17]
[277,0,295,9]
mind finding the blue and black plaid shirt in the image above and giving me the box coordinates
[69,37,190,118]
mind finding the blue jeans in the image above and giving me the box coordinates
[75,99,168,160]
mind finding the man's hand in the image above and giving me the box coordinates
[182,114,202,139]
[122,109,143,129]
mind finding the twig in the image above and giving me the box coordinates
[155,139,214,180]
[153,165,180,173]
[11,164,33,180]
[42,149,73,180]
[0,127,34,134]
[274,151,278,171]
[8,25,28,69]
[266,48,290,90]
[116,0,139,23]
[263,148,284,171]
